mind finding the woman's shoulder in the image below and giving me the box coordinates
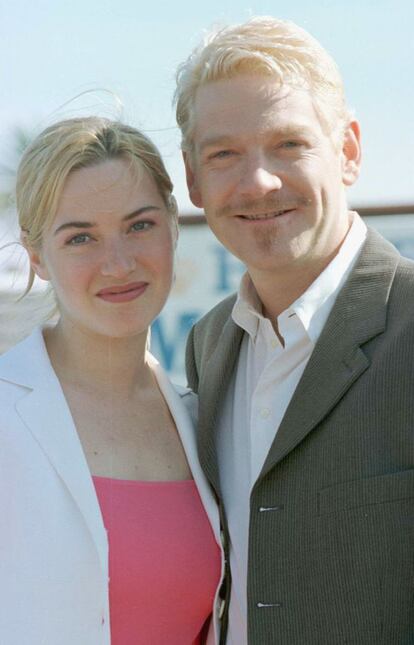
[146,351,198,423]
[171,381,196,400]
[0,326,50,388]
[172,383,198,426]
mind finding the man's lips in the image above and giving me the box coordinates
[96,281,148,303]
[236,208,296,221]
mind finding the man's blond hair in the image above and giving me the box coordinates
[175,16,352,152]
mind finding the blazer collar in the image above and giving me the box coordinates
[148,353,220,538]
[257,227,400,481]
[0,327,108,572]
[0,331,221,564]
[197,314,244,496]
[196,228,401,489]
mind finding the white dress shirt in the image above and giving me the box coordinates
[217,213,367,644]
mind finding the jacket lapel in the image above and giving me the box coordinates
[148,353,221,538]
[258,229,400,481]
[0,328,108,572]
[197,316,244,496]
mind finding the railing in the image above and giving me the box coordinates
[178,204,414,225]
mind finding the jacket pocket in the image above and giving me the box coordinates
[318,468,414,515]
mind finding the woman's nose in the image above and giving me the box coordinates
[100,240,136,278]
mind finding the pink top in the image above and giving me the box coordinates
[93,476,221,644]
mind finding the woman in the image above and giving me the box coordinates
[0,118,223,644]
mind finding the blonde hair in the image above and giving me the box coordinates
[175,16,352,152]
[16,117,178,295]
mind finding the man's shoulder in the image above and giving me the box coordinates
[193,292,237,334]
[187,293,238,378]
[393,252,414,278]
[341,228,414,333]
[364,226,414,282]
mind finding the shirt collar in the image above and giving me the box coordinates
[232,211,367,344]
[232,272,263,340]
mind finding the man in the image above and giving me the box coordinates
[175,17,414,645]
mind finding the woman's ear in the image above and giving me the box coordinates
[20,232,50,281]
[341,120,362,187]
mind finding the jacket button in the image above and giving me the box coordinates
[259,504,284,512]
[257,601,282,608]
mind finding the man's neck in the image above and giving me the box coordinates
[247,216,356,322]
[250,254,339,323]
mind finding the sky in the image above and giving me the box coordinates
[1,0,413,211]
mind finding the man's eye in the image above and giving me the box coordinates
[130,221,153,232]
[66,233,91,245]
[210,150,234,159]
[281,141,301,149]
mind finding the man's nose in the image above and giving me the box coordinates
[238,155,282,198]
[100,239,136,278]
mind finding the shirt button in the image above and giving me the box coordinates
[270,338,278,349]
[260,408,271,419]
[101,616,105,626]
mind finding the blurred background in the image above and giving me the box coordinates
[1,0,413,382]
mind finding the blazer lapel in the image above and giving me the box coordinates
[148,353,221,538]
[258,229,400,481]
[1,329,107,572]
[197,316,244,496]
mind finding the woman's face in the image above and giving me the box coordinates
[28,158,175,340]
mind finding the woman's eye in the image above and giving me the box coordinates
[66,233,91,245]
[130,221,153,232]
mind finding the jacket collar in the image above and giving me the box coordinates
[197,228,401,490]
[148,353,220,538]
[197,314,244,497]
[0,329,220,552]
[258,228,400,481]
[0,327,108,572]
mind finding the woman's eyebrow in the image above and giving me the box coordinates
[53,220,93,235]
[122,205,161,222]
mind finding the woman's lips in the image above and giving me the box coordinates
[96,282,148,303]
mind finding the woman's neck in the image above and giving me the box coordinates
[43,320,153,396]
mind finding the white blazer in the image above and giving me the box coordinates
[0,328,223,645]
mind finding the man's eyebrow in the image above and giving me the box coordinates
[198,136,235,152]
[274,125,310,137]
[198,126,312,152]
[53,205,161,235]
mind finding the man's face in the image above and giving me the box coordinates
[185,74,361,282]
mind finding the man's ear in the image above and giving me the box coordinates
[20,232,50,281]
[341,120,361,187]
[183,151,203,208]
